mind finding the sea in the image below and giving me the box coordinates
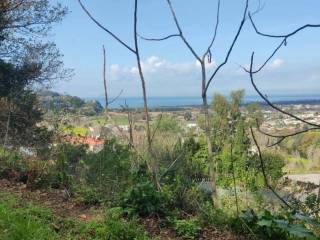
[88,94,320,109]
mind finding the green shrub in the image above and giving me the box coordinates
[51,143,87,190]
[305,193,318,212]
[85,139,132,196]
[0,148,24,177]
[173,218,201,239]
[121,181,169,217]
[74,186,105,205]
[199,201,229,227]
[234,208,319,240]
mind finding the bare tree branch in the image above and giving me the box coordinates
[205,0,249,94]
[249,52,320,128]
[137,33,180,41]
[203,0,220,61]
[243,39,286,74]
[249,12,320,39]
[250,127,293,209]
[165,0,202,62]
[78,0,136,54]
[257,125,320,147]
[109,90,124,106]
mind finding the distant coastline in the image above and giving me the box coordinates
[85,95,320,110]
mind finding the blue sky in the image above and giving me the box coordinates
[50,0,320,98]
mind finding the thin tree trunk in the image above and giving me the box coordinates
[128,110,134,148]
[134,0,160,190]
[3,103,11,148]
[201,63,219,207]
[102,45,109,116]
[230,141,239,216]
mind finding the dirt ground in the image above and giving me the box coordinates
[0,179,246,240]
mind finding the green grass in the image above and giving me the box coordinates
[0,192,149,240]
[0,193,58,240]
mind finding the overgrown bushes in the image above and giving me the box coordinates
[1,135,319,239]
[233,208,319,240]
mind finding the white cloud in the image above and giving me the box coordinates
[269,58,284,69]
[111,56,216,83]
[107,56,219,96]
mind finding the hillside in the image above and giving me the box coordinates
[38,91,103,116]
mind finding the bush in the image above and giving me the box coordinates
[162,180,207,214]
[73,186,105,205]
[173,218,201,239]
[50,143,87,190]
[233,208,319,240]
[85,139,132,196]
[199,202,230,227]
[0,147,24,177]
[121,181,169,217]
[305,193,318,212]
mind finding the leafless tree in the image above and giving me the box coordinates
[78,0,160,189]
[245,13,320,146]
[245,12,320,210]
[139,0,249,207]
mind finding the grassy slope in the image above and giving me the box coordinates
[0,191,149,240]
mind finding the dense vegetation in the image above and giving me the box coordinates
[0,91,319,239]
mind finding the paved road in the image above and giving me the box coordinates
[286,174,320,185]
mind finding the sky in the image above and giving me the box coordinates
[49,0,320,98]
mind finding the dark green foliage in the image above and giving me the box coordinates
[52,143,87,190]
[121,180,170,217]
[304,193,318,212]
[0,0,67,72]
[85,139,132,196]
[47,140,132,202]
[0,60,53,149]
[0,0,68,152]
[259,152,285,184]
[234,209,318,240]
